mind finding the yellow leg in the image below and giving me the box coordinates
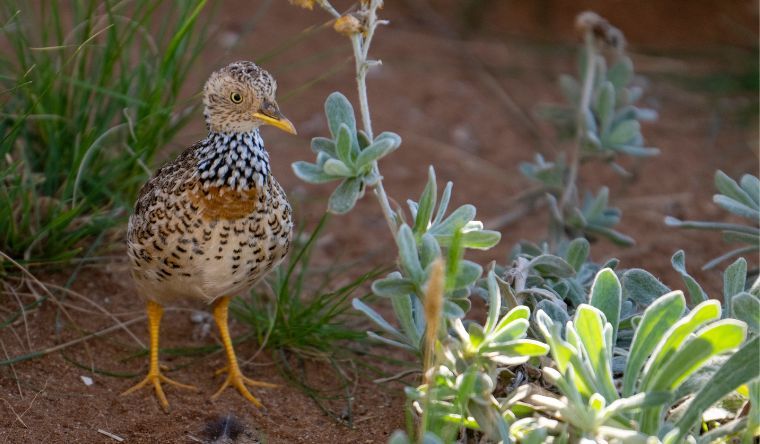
[121,300,197,412]
[211,296,276,407]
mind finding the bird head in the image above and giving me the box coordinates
[202,61,296,135]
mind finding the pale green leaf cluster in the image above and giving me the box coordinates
[356,168,500,352]
[292,92,401,214]
[404,272,548,442]
[541,54,659,161]
[527,269,754,442]
[665,171,760,270]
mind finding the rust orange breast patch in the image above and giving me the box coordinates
[189,183,260,220]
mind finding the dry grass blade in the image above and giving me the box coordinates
[0,316,145,367]
[0,375,49,428]
[0,339,22,397]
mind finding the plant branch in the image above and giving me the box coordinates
[559,31,597,216]
[320,0,397,237]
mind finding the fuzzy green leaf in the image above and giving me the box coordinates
[529,254,576,278]
[327,177,362,214]
[310,137,337,157]
[413,167,437,237]
[459,230,501,250]
[614,145,660,157]
[432,182,453,225]
[454,260,482,290]
[565,238,590,272]
[595,81,616,134]
[292,161,342,184]
[356,135,400,169]
[739,174,760,205]
[325,92,356,139]
[622,268,671,307]
[372,275,416,298]
[429,205,476,237]
[335,123,354,166]
[483,339,549,358]
[484,270,501,334]
[671,250,708,305]
[575,305,618,401]
[639,300,721,390]
[732,292,759,334]
[443,300,465,318]
[607,119,640,146]
[391,293,422,347]
[714,195,760,220]
[536,299,570,328]
[490,318,530,344]
[589,268,622,344]
[723,257,747,318]
[608,56,633,89]
[672,335,759,442]
[352,298,403,339]
[715,170,757,210]
[322,158,353,177]
[397,224,423,283]
[647,320,747,392]
[623,291,686,397]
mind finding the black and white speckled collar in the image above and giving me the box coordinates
[196,130,270,191]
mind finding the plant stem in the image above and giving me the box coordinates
[555,31,596,247]
[320,0,398,237]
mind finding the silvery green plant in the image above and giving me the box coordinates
[666,170,759,271]
[394,271,549,443]
[520,269,757,443]
[290,0,500,354]
[355,168,500,352]
[293,92,400,214]
[525,12,659,248]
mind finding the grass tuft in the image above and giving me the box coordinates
[0,0,211,264]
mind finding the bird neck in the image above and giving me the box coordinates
[196,129,270,191]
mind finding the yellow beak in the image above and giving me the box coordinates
[253,112,297,135]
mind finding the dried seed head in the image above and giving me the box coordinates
[333,14,363,37]
[575,11,626,51]
[422,258,445,383]
[288,0,316,10]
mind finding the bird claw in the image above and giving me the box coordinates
[211,366,277,407]
[121,369,197,412]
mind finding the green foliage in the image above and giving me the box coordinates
[0,0,209,263]
[355,167,500,353]
[540,50,659,160]
[527,278,752,441]
[523,19,659,249]
[404,272,548,442]
[289,4,757,442]
[666,171,760,270]
[292,92,401,214]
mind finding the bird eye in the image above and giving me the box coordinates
[230,92,243,104]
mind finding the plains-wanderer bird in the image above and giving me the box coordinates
[123,61,296,411]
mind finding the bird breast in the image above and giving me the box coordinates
[128,177,293,305]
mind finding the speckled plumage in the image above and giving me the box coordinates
[122,61,296,411]
[127,62,293,306]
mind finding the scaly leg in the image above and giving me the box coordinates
[121,300,197,412]
[211,296,276,407]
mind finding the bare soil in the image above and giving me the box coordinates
[1,1,757,443]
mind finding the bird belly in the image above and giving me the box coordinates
[129,211,292,306]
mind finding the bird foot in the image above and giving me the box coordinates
[211,365,277,407]
[121,368,197,412]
